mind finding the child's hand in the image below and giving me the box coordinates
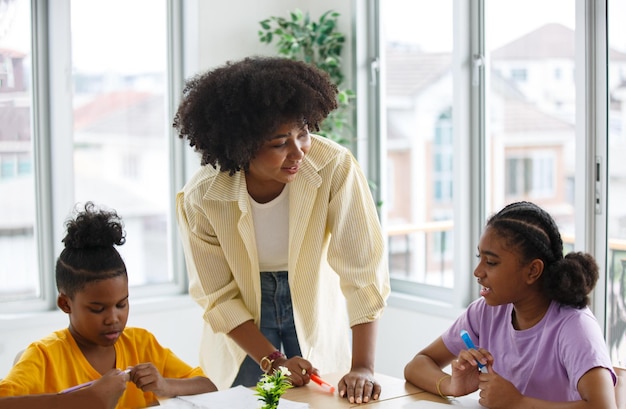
[449,348,493,397]
[457,345,492,374]
[88,368,130,408]
[128,363,169,396]
[475,365,524,409]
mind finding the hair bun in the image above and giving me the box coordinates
[62,202,125,249]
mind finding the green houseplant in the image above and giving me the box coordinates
[255,366,293,409]
[258,9,355,146]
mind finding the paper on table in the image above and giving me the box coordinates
[170,385,309,409]
[402,395,484,408]
[157,398,198,408]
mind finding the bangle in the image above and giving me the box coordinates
[259,350,286,373]
[436,374,451,399]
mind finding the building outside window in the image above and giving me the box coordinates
[0,0,184,311]
[377,0,626,365]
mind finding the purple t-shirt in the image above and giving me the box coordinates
[442,298,615,402]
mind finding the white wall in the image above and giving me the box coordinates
[0,295,455,380]
[184,0,354,84]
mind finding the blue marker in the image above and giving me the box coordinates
[460,330,488,373]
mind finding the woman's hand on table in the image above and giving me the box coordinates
[275,356,318,387]
[338,368,380,404]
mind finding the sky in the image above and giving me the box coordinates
[0,0,29,50]
[69,0,166,74]
[0,0,166,74]
[2,0,625,72]
[382,0,626,53]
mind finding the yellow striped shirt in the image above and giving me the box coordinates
[176,134,390,389]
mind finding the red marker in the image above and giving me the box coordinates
[310,373,335,394]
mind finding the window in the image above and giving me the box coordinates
[505,152,556,199]
[606,0,626,366]
[372,0,613,323]
[380,0,456,298]
[486,3,576,247]
[0,0,38,302]
[0,0,185,312]
[554,67,562,80]
[70,0,176,289]
[510,68,528,82]
[433,110,453,203]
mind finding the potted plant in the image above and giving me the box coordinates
[255,366,293,409]
[258,9,355,147]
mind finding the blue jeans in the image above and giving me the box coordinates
[231,271,302,387]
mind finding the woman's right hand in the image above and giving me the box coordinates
[274,356,318,387]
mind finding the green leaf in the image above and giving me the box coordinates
[319,9,334,21]
[337,91,348,104]
[256,8,355,148]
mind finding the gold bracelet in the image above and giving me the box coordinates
[436,374,451,399]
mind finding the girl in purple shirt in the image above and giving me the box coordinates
[404,201,617,409]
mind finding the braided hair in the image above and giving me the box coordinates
[55,202,127,298]
[486,201,598,308]
[173,56,338,175]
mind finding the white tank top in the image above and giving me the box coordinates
[249,184,289,272]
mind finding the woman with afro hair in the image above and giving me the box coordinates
[173,56,390,404]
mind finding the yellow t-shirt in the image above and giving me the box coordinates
[0,327,206,409]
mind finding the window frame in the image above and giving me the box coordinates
[0,0,187,313]
[360,0,611,325]
[0,0,613,335]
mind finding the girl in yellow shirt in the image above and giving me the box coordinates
[0,202,217,409]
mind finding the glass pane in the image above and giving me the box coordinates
[485,1,576,247]
[381,0,455,289]
[0,0,39,301]
[606,0,626,366]
[70,0,171,287]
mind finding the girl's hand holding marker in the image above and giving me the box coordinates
[460,330,488,374]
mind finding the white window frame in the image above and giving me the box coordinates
[357,0,611,324]
[0,0,187,313]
